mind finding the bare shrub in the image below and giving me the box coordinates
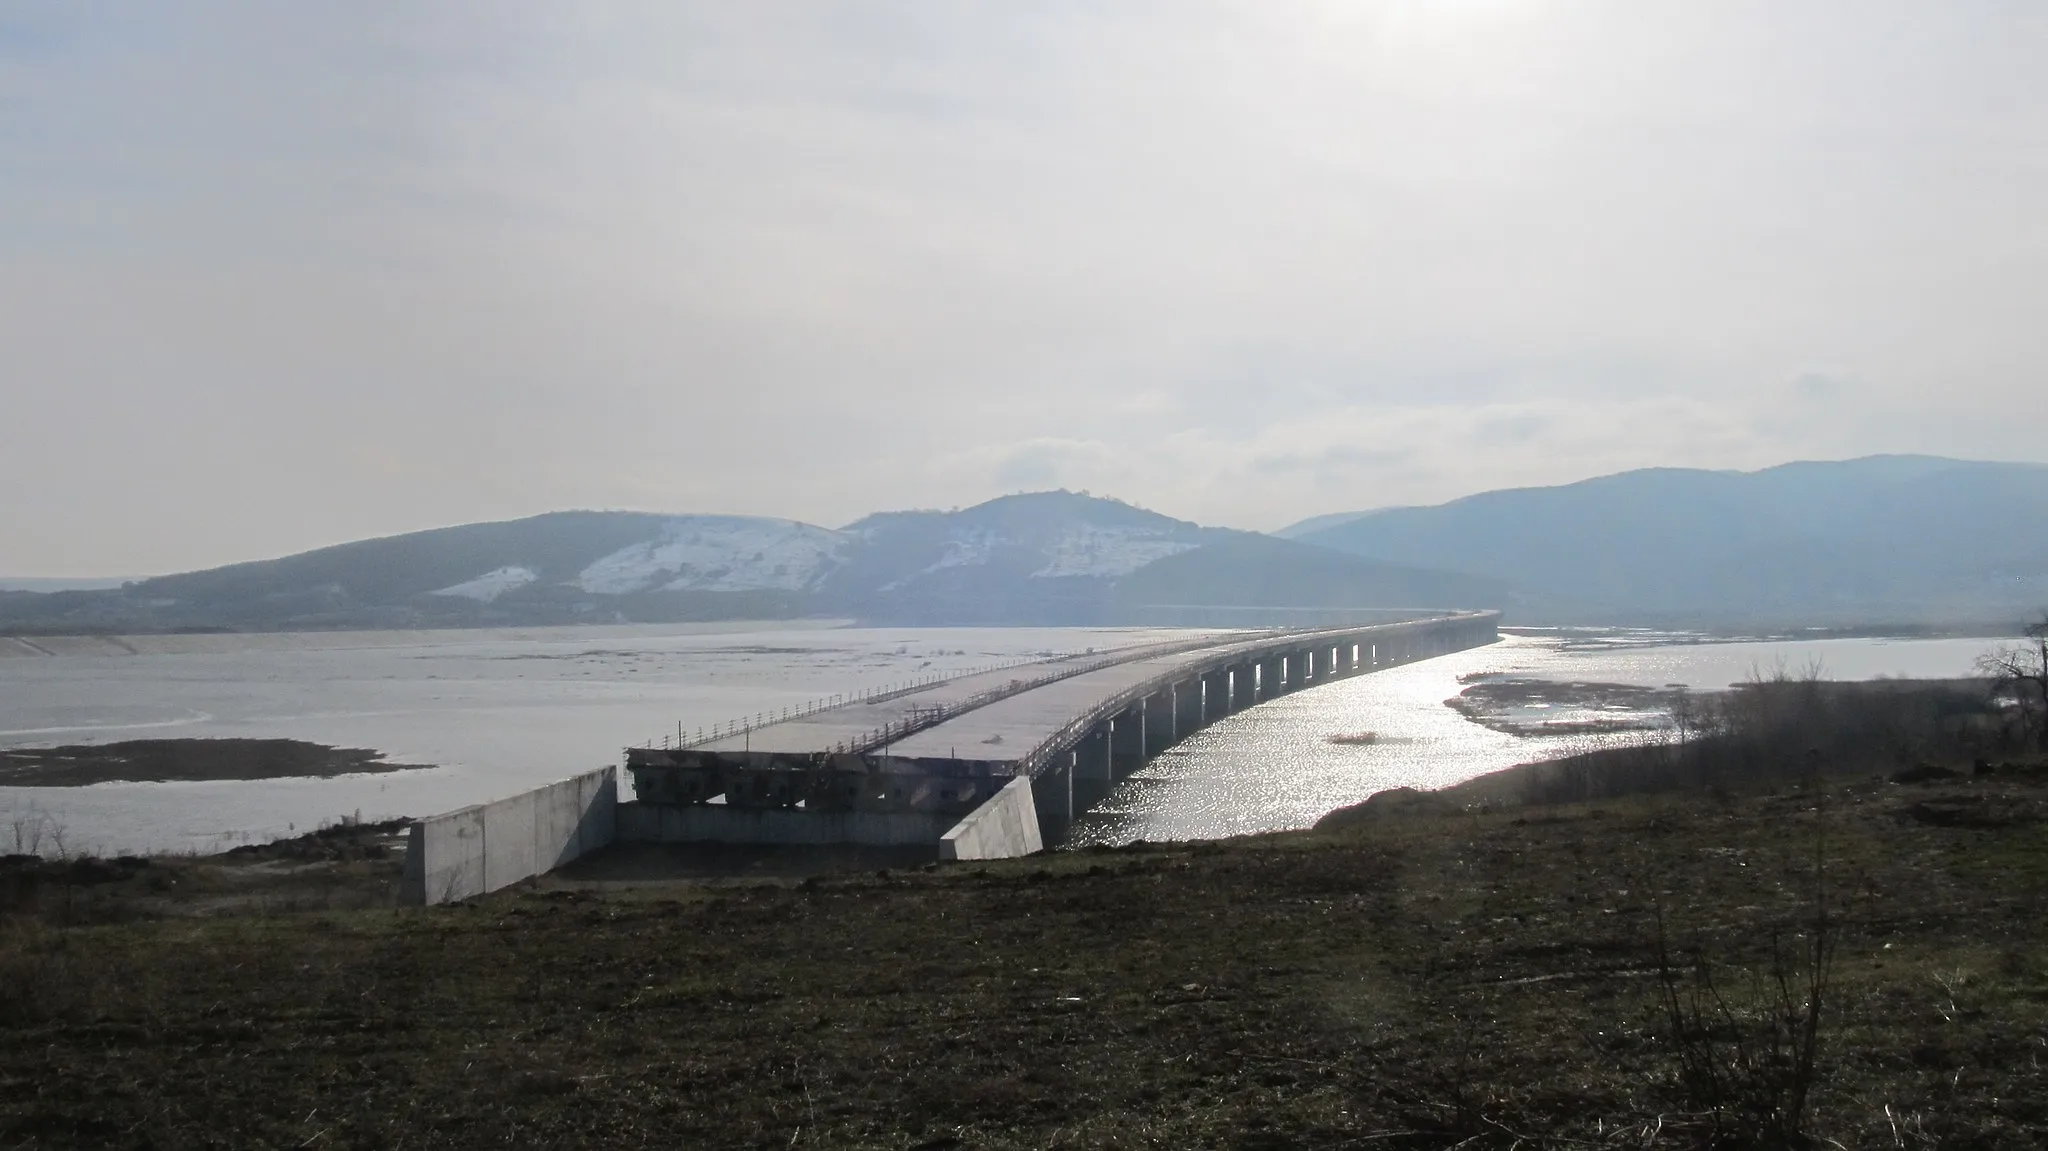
[1978,614,2048,748]
[1649,787,1837,1147]
[1517,667,2005,807]
[5,805,68,859]
[1652,920,1836,1147]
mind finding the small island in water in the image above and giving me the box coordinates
[0,738,425,787]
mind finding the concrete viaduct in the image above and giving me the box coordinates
[622,611,1500,854]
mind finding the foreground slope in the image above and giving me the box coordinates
[1294,455,2048,625]
[5,763,2043,1147]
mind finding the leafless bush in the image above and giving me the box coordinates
[1649,791,1837,1147]
[1977,614,2048,748]
[1517,666,2005,807]
[1652,920,1835,1147]
[5,804,68,859]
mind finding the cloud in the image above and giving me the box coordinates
[984,438,1124,493]
[3,2,2047,572]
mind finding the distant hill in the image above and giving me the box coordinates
[1110,535,1503,616]
[1294,455,2048,626]
[1271,510,1377,539]
[0,577,133,593]
[839,492,1235,624]
[0,492,1497,633]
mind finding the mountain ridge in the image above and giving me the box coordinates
[1294,455,2048,626]
[11,456,2042,634]
[0,491,1499,633]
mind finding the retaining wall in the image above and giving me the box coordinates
[939,775,1043,861]
[400,766,617,905]
[614,801,956,847]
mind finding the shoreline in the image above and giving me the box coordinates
[0,617,861,658]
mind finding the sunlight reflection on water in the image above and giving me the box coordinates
[1065,631,1995,846]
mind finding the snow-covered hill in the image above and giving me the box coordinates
[0,492,1500,631]
[429,566,539,602]
[573,517,845,594]
[1031,523,1200,578]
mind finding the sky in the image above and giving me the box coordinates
[4,2,2046,577]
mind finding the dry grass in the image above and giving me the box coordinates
[4,759,2047,1148]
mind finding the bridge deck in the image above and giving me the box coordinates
[883,643,1246,764]
[687,631,1239,756]
[688,658,1095,755]
[621,612,1500,852]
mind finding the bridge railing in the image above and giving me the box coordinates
[840,613,1496,765]
[635,612,1498,762]
[1007,612,1500,780]
[817,629,1315,755]
[639,651,1057,753]
[636,628,1314,757]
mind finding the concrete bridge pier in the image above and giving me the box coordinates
[1111,706,1147,777]
[1201,670,1231,722]
[1175,680,1202,741]
[1262,656,1287,696]
[1229,663,1256,710]
[1034,752,1075,841]
[1144,687,1176,757]
[1072,724,1114,811]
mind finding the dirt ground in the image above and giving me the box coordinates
[4,757,2046,1149]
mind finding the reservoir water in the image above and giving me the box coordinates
[0,624,2000,856]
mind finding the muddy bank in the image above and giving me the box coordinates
[1447,674,1680,737]
[0,738,426,786]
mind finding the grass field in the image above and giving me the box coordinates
[5,749,2047,1148]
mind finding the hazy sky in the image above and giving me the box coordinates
[5,2,2046,576]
